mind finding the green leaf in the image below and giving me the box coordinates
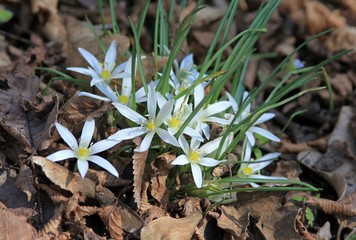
[0,9,13,24]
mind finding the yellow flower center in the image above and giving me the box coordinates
[188,150,202,163]
[168,117,181,130]
[77,146,91,160]
[101,69,111,81]
[242,166,253,175]
[118,95,129,105]
[146,120,155,131]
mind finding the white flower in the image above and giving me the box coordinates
[109,83,179,152]
[67,40,130,95]
[238,149,286,187]
[47,119,119,178]
[190,89,231,140]
[172,136,226,188]
[156,93,203,142]
[225,91,280,147]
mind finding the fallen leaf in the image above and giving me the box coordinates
[132,137,148,210]
[0,202,39,240]
[32,156,96,198]
[216,205,249,239]
[315,221,332,240]
[31,0,66,42]
[140,211,203,240]
[14,165,36,202]
[306,196,356,217]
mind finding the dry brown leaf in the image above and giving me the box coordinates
[217,205,249,240]
[0,64,48,149]
[32,156,96,198]
[132,137,148,210]
[14,165,36,202]
[95,184,116,206]
[140,211,203,240]
[86,169,130,188]
[40,204,65,238]
[144,206,166,225]
[0,202,38,240]
[150,152,176,207]
[99,200,143,237]
[315,222,332,240]
[306,196,356,217]
[100,204,124,240]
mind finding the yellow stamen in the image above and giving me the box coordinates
[101,69,110,81]
[243,166,253,175]
[77,146,91,160]
[146,120,155,131]
[118,95,129,105]
[189,150,201,163]
[168,117,180,129]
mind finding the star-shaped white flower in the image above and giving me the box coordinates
[67,40,130,96]
[225,91,280,147]
[47,119,119,178]
[189,89,231,140]
[109,83,179,152]
[237,146,286,187]
[172,136,226,188]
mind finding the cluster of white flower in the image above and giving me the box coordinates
[47,40,283,189]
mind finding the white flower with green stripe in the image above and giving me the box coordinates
[109,83,179,152]
[172,136,226,188]
[67,40,129,97]
[47,119,119,178]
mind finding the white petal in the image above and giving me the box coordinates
[121,76,132,97]
[105,41,117,70]
[90,77,105,86]
[156,128,179,147]
[156,92,167,109]
[205,116,230,125]
[47,149,76,161]
[80,119,95,148]
[200,137,222,155]
[251,153,281,172]
[225,92,238,112]
[191,163,203,188]
[180,54,194,71]
[55,122,78,150]
[77,159,89,178]
[242,141,252,163]
[66,67,94,77]
[95,83,118,102]
[171,155,189,165]
[178,135,190,155]
[112,102,146,124]
[147,83,157,120]
[201,122,210,140]
[248,174,287,181]
[78,48,102,74]
[249,126,280,142]
[78,92,111,102]
[199,157,225,167]
[90,139,120,155]
[182,127,204,142]
[255,113,275,125]
[206,101,231,116]
[87,155,119,177]
[245,130,256,146]
[156,100,174,125]
[194,84,205,107]
[111,61,127,78]
[108,127,147,141]
[135,132,155,152]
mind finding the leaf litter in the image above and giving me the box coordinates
[0,0,355,239]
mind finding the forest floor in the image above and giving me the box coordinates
[0,0,355,239]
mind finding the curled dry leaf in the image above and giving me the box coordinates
[39,204,65,238]
[216,205,249,240]
[32,156,96,198]
[132,137,148,210]
[99,200,144,238]
[140,211,203,240]
[306,196,356,217]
